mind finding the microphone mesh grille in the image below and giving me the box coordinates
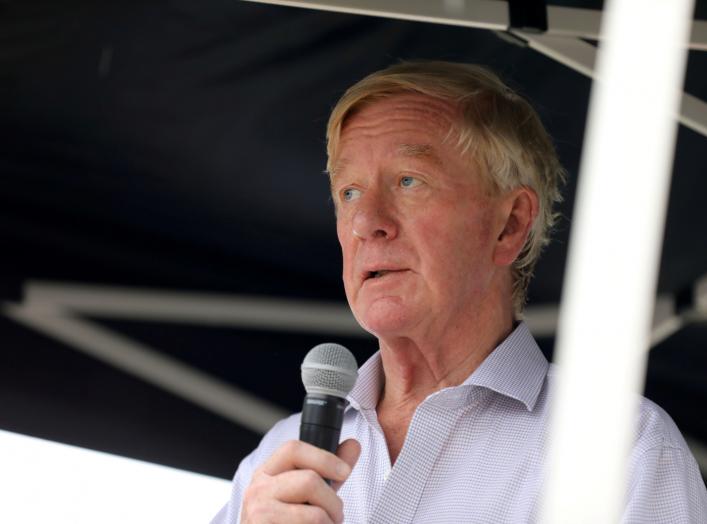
[301,343,358,398]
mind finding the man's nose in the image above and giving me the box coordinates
[351,193,398,241]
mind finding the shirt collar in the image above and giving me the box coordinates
[461,321,548,411]
[346,351,384,411]
[346,321,548,413]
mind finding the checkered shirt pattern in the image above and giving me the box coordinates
[212,322,707,523]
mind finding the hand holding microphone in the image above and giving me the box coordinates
[240,344,361,524]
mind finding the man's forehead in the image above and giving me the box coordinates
[328,94,469,179]
[330,142,444,177]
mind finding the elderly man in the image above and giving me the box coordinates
[213,62,706,523]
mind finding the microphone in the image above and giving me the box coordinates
[300,343,358,454]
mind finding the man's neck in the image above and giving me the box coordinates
[374,295,515,464]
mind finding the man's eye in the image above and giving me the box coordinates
[400,175,421,188]
[342,188,362,202]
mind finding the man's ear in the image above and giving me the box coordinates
[493,187,539,267]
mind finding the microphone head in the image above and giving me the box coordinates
[301,343,359,398]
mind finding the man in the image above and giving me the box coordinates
[213,61,707,523]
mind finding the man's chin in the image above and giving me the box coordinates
[357,303,417,338]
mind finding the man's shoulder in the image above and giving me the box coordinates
[633,396,689,454]
[544,363,688,452]
[625,398,707,520]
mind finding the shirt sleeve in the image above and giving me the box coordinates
[622,412,707,523]
[210,414,301,524]
[210,450,259,524]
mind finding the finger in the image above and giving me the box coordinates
[332,439,361,491]
[273,469,343,523]
[260,440,351,483]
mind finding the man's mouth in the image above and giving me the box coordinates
[365,269,403,280]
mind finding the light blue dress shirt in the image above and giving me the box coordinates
[212,322,707,523]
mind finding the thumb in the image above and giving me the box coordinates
[332,438,360,491]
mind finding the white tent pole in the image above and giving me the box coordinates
[510,33,707,139]
[22,280,368,337]
[539,0,694,522]
[238,1,707,138]
[240,0,508,30]
[3,303,290,434]
[239,0,707,50]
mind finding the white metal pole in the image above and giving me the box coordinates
[3,303,290,434]
[540,0,694,522]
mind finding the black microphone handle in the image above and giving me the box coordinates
[299,393,346,454]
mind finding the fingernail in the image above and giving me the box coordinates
[336,462,351,478]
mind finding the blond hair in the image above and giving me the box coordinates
[326,61,565,316]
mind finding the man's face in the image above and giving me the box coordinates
[332,94,507,338]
